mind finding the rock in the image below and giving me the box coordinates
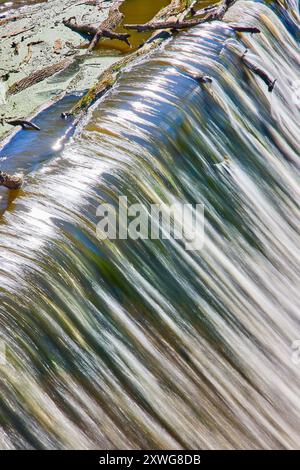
[0,171,23,190]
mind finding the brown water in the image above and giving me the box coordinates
[97,0,171,54]
[96,0,221,55]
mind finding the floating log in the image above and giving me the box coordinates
[124,17,206,32]
[124,14,217,32]
[0,171,23,190]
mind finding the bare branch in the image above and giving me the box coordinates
[124,0,234,32]
[6,119,41,131]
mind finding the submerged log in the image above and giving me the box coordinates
[0,171,23,190]
[242,52,276,92]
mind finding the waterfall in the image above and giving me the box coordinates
[0,0,300,449]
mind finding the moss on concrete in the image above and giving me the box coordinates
[0,0,120,140]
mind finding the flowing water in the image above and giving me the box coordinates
[1,0,300,449]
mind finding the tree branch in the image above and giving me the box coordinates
[63,1,131,52]
[5,119,41,131]
[124,0,234,32]
[242,51,276,92]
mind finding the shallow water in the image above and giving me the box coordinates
[0,94,78,215]
[1,0,300,450]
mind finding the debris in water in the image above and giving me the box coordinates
[231,25,261,34]
[124,0,235,32]
[0,171,23,190]
[242,50,276,92]
[63,1,131,52]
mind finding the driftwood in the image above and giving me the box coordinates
[1,0,277,193]
[7,58,73,96]
[242,51,276,92]
[6,119,41,131]
[124,0,234,32]
[124,2,259,35]
[0,171,23,190]
[88,27,130,51]
[62,18,100,37]
[63,0,130,52]
[63,18,130,49]
[124,16,210,32]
